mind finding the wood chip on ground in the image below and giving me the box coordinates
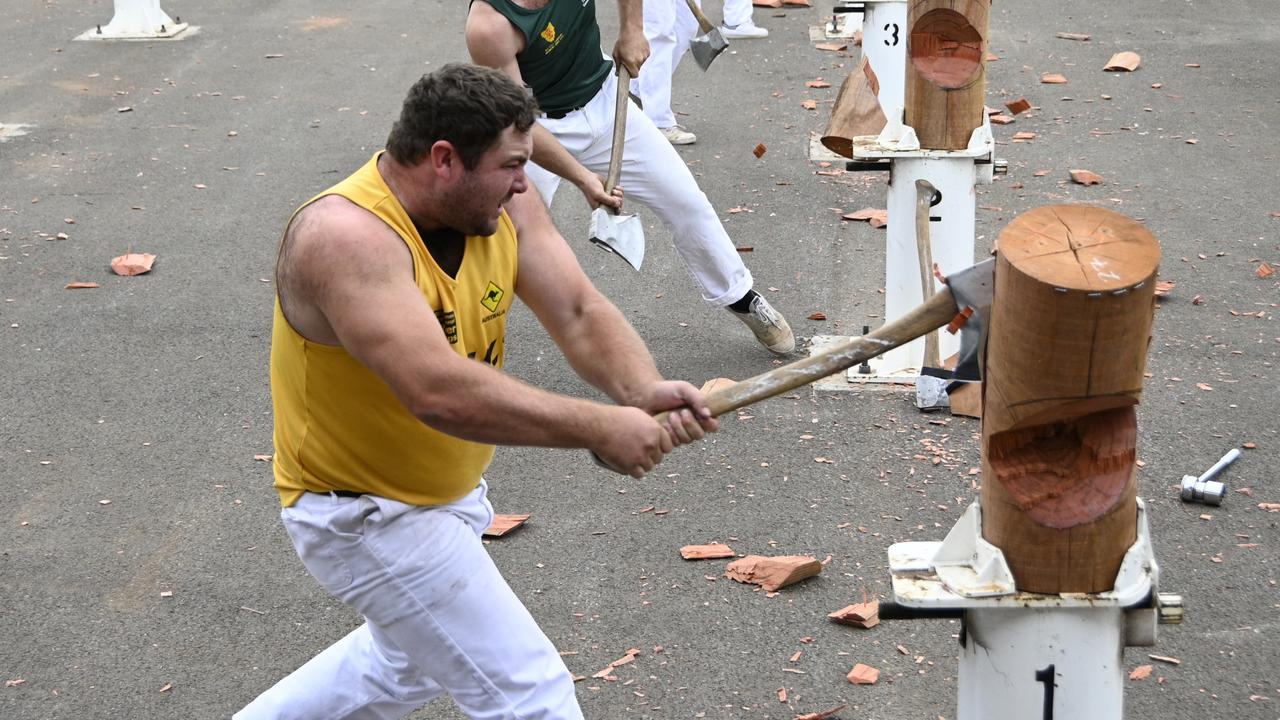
[847,663,880,684]
[725,555,822,591]
[680,543,736,560]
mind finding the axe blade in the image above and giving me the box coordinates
[588,208,645,271]
[689,30,727,71]
[944,258,995,382]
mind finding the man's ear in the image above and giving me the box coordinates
[428,140,461,180]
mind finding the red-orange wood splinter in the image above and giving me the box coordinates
[981,205,1160,593]
[725,555,822,591]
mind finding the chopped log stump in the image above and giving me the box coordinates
[725,555,822,591]
[483,513,530,537]
[680,543,736,560]
[828,601,880,628]
[905,0,991,150]
[982,205,1160,593]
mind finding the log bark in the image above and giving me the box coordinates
[981,205,1160,593]
[821,56,886,158]
[904,0,990,150]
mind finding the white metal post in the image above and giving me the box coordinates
[960,608,1125,720]
[859,0,908,121]
[871,154,976,376]
[76,0,191,41]
[885,500,1177,720]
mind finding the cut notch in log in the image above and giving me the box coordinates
[904,0,990,150]
[982,205,1159,594]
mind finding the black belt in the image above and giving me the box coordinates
[542,106,584,119]
[315,489,364,498]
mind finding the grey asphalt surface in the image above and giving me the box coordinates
[2,1,1278,719]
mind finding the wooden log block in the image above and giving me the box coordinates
[724,555,822,591]
[828,601,880,628]
[680,543,736,560]
[981,205,1160,593]
[904,0,990,150]
[821,56,886,158]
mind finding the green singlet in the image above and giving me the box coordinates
[483,0,612,115]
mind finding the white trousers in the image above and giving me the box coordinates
[634,0,699,129]
[723,0,755,29]
[633,0,756,129]
[235,482,583,720]
[531,70,752,307]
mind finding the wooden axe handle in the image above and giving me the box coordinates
[604,66,631,195]
[682,0,715,34]
[668,287,960,422]
[915,180,941,369]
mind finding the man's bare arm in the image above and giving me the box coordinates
[282,201,671,476]
[613,0,650,75]
[465,1,622,211]
[507,190,717,437]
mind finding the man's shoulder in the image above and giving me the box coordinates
[287,195,404,265]
[291,195,370,238]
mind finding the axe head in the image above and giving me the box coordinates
[689,29,728,71]
[944,258,995,382]
[588,207,645,271]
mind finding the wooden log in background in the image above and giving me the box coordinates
[980,205,1160,594]
[904,0,990,150]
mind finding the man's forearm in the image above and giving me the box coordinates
[617,0,643,34]
[555,294,664,408]
[530,123,594,188]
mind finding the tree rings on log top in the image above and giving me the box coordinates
[997,205,1160,293]
[909,8,985,90]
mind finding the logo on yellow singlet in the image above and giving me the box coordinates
[481,282,504,313]
[540,22,556,43]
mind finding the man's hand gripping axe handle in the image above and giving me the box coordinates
[593,258,994,473]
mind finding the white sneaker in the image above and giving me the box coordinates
[659,125,697,145]
[729,293,795,355]
[720,21,768,39]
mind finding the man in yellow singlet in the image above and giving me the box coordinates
[235,63,717,720]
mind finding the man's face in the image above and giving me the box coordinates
[447,126,532,236]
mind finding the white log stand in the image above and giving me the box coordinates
[846,116,997,382]
[886,501,1182,720]
[816,0,1001,387]
[76,0,192,41]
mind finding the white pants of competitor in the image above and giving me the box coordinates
[634,0,699,129]
[633,0,756,129]
[235,481,582,720]
[723,0,756,29]
[531,70,752,308]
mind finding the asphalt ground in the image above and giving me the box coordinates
[2,1,1277,718]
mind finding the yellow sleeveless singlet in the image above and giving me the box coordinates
[270,152,517,507]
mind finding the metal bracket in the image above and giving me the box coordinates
[888,499,1158,609]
